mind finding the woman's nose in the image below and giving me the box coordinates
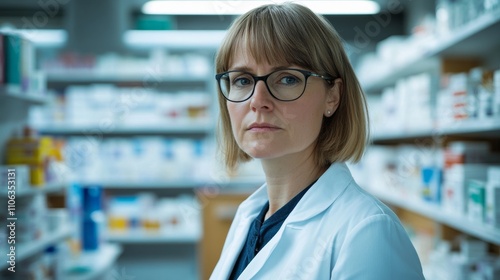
[250,80,274,112]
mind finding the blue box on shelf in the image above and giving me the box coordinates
[82,185,103,251]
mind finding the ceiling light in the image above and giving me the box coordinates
[142,1,380,15]
[124,30,226,49]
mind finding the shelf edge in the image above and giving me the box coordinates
[369,189,500,245]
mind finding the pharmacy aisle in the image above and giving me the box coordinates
[1,0,500,279]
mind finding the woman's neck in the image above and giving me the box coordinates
[261,154,325,219]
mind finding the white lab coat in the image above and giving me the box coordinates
[211,162,425,280]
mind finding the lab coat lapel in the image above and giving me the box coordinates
[237,163,354,279]
[237,220,285,279]
[217,185,269,279]
[217,216,253,278]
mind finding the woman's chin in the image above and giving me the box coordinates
[244,147,276,159]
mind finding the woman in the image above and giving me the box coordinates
[211,3,424,280]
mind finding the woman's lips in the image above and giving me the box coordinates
[247,123,281,132]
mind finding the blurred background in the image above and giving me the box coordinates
[0,0,499,279]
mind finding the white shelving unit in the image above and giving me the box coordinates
[2,32,130,278]
[361,5,500,258]
[0,226,73,270]
[35,45,218,280]
[64,243,123,280]
[369,188,500,246]
[0,34,78,277]
[368,118,500,245]
[362,11,500,92]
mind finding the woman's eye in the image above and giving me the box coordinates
[279,76,299,85]
[233,77,252,87]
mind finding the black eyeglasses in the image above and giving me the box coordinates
[215,68,334,102]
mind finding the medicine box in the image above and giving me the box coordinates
[467,180,486,223]
[442,164,488,215]
[485,166,500,228]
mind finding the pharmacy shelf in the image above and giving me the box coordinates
[371,128,436,142]
[65,243,123,280]
[105,229,201,244]
[0,182,67,198]
[362,58,439,92]
[440,118,500,136]
[362,11,500,92]
[95,178,264,190]
[0,86,48,105]
[46,72,208,85]
[0,226,73,270]
[35,123,213,137]
[369,189,500,245]
[371,118,500,142]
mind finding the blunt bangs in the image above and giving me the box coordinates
[218,4,323,73]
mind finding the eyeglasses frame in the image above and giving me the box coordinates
[215,68,335,103]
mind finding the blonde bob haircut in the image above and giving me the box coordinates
[215,3,369,173]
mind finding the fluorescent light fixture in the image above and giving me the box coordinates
[142,1,380,15]
[124,30,226,49]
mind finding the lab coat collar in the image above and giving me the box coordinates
[288,162,353,223]
[238,162,352,224]
[236,162,353,279]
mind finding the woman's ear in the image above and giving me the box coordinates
[324,78,342,117]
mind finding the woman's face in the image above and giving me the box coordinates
[226,48,339,161]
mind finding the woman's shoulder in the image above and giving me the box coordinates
[324,180,403,230]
